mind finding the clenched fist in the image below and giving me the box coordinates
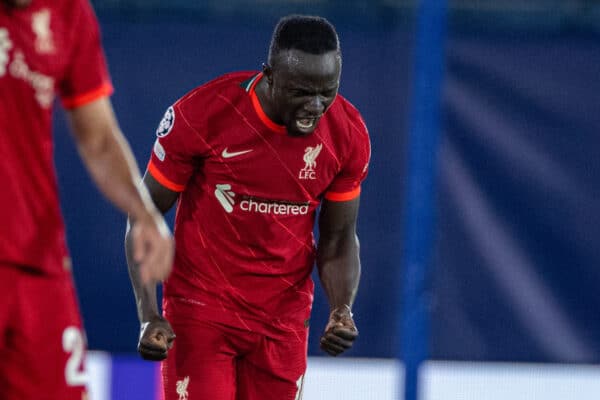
[137,316,176,361]
[320,305,358,356]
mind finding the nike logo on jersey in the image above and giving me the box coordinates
[222,148,253,158]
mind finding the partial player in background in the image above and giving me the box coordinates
[0,0,174,399]
[127,14,370,400]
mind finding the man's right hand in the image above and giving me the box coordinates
[137,316,176,361]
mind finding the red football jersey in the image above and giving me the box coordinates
[149,72,370,335]
[0,0,113,274]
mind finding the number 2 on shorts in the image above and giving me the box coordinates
[62,326,88,386]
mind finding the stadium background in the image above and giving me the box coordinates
[50,0,600,398]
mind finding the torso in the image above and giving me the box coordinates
[0,0,111,274]
[150,71,370,334]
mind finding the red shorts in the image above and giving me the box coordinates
[0,264,88,400]
[161,302,308,400]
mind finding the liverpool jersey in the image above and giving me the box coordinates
[0,0,113,274]
[149,71,370,334]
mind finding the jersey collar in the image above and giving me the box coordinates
[247,73,287,135]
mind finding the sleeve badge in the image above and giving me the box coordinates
[156,106,175,138]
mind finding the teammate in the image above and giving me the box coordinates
[0,0,174,398]
[127,15,370,400]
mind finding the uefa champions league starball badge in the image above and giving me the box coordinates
[156,106,175,138]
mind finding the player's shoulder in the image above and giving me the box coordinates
[177,71,257,103]
[327,94,370,139]
[25,0,79,15]
[14,0,100,49]
[331,94,362,116]
[174,71,257,113]
[35,0,101,34]
[55,0,95,14]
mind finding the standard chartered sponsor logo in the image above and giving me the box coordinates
[10,51,54,107]
[215,184,309,216]
[240,198,309,215]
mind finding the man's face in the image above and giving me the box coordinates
[266,49,341,136]
[2,0,32,8]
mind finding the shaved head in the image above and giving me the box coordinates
[268,15,340,67]
[2,0,32,7]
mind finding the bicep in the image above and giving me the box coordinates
[319,196,360,240]
[66,96,118,148]
[143,172,179,214]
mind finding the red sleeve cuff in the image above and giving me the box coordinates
[324,186,361,202]
[61,82,114,109]
[147,160,186,192]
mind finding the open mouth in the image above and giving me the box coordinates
[295,115,321,131]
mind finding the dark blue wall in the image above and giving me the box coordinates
[432,31,600,363]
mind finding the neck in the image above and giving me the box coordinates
[253,76,279,125]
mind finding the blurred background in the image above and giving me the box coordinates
[52,0,600,399]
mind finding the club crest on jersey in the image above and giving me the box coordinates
[299,143,322,180]
[32,9,55,54]
[176,376,189,400]
[156,106,175,137]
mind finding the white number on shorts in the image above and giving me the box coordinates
[295,375,305,400]
[62,326,88,386]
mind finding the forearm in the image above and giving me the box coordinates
[126,220,160,322]
[317,232,361,310]
[78,128,154,220]
[68,98,156,222]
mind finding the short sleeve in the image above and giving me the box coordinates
[324,114,371,202]
[147,103,206,192]
[59,0,113,109]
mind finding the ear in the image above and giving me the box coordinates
[262,63,273,84]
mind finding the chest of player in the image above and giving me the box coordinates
[200,128,342,203]
[0,6,68,106]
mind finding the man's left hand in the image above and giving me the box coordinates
[320,305,358,356]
